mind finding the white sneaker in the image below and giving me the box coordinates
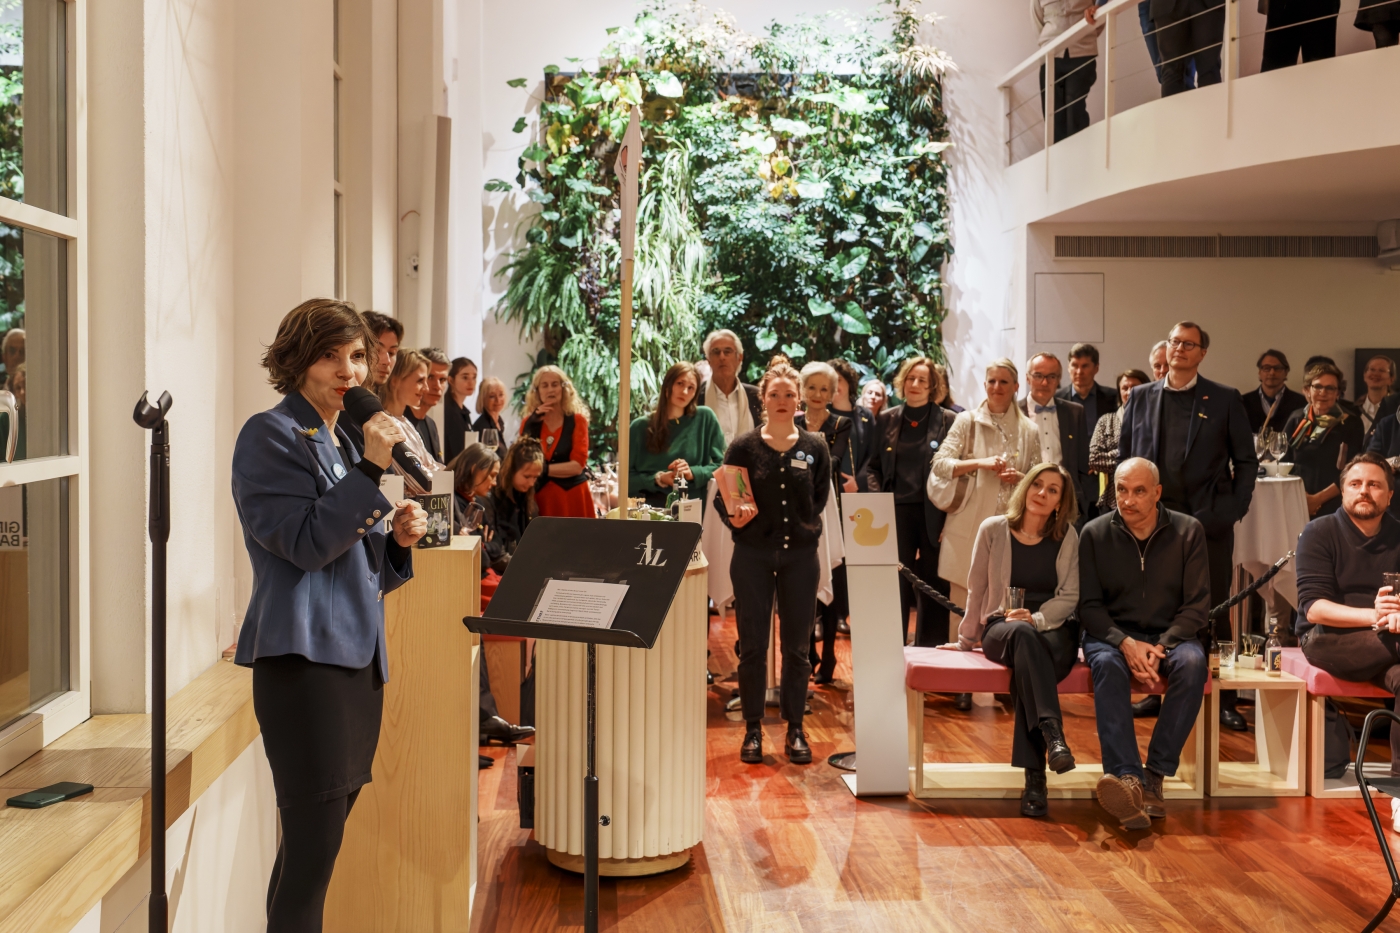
[1390,797,1400,833]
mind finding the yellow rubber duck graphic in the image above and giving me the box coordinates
[848,507,889,547]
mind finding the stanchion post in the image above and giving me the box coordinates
[133,391,172,933]
[584,644,599,933]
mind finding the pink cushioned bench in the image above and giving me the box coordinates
[903,645,1206,800]
[1280,647,1391,797]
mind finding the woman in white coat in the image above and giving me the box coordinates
[946,462,1080,818]
[927,358,1041,611]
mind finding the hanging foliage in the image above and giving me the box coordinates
[490,0,956,456]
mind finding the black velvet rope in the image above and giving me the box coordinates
[894,550,1296,625]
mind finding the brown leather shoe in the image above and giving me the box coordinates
[1096,773,1150,830]
[1142,769,1166,819]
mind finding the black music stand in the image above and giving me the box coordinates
[463,517,701,933]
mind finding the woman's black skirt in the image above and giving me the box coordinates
[253,653,383,808]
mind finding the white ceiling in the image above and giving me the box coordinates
[1047,145,1400,224]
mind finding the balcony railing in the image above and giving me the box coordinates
[1002,0,1386,169]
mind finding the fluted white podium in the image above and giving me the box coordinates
[534,551,708,876]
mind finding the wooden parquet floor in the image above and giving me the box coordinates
[470,609,1400,932]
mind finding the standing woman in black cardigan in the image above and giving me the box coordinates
[715,356,831,765]
[866,356,954,648]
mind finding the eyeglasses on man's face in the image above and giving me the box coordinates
[1258,364,1286,373]
[1027,372,1059,383]
[1167,338,1201,352]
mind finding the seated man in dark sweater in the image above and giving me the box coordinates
[1079,457,1211,830]
[1296,453,1400,818]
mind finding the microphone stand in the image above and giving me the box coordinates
[133,391,172,933]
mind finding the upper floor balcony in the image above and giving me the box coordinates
[1001,0,1400,225]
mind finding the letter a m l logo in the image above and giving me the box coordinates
[636,533,667,567]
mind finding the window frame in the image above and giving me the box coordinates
[0,0,89,772]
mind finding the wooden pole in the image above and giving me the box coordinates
[613,106,642,520]
[616,256,634,520]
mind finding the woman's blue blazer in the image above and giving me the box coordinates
[232,391,413,682]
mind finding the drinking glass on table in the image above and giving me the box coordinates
[1216,639,1236,673]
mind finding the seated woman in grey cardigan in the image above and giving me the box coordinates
[944,461,1081,819]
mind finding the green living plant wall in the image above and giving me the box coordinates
[490,0,955,456]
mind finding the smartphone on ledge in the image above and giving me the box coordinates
[6,781,94,809]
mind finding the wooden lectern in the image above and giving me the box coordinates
[325,536,481,932]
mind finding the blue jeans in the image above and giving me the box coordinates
[1083,632,1208,779]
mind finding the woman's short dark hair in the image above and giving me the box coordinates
[261,299,378,395]
[827,358,861,407]
[1117,369,1150,393]
[362,310,403,342]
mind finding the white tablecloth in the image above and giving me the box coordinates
[1233,475,1308,607]
[699,477,841,611]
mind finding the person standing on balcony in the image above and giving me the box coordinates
[1261,0,1341,70]
[1088,2,1197,90]
[1356,0,1400,47]
[1148,0,1226,96]
[1033,0,1103,143]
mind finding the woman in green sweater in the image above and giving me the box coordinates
[628,361,727,509]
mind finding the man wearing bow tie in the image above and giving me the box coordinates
[1020,353,1089,525]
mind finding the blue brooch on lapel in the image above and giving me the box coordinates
[332,462,347,479]
[929,440,940,450]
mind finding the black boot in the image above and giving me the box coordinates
[785,726,813,764]
[953,692,972,711]
[1021,768,1048,818]
[740,723,763,764]
[1132,695,1161,718]
[1039,718,1076,774]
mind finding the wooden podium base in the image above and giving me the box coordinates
[546,847,690,877]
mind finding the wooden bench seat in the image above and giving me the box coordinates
[1280,647,1392,798]
[905,646,1206,800]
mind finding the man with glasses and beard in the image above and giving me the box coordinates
[1294,453,1400,826]
[1118,321,1258,730]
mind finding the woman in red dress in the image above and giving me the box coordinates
[521,365,595,517]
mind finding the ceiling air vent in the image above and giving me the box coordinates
[1056,235,1379,259]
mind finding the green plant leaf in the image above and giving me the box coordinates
[522,142,550,163]
[506,77,527,88]
[796,179,831,199]
[873,197,905,214]
[782,343,806,359]
[512,117,528,133]
[526,187,554,204]
[910,240,931,263]
[839,302,871,335]
[652,71,684,98]
[484,178,513,192]
[808,297,835,317]
[839,249,870,280]
[770,116,818,137]
[912,221,936,240]
[544,64,560,75]
[755,328,778,352]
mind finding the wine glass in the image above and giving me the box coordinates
[1254,432,1269,461]
[480,428,500,450]
[462,502,485,534]
[1269,430,1288,463]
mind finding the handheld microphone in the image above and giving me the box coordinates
[342,386,434,491]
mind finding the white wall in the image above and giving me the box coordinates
[1025,221,1400,399]
[464,0,1034,416]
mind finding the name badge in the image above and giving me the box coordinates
[332,462,347,479]
[791,458,808,470]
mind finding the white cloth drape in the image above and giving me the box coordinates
[1233,476,1308,607]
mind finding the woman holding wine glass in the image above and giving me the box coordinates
[473,376,509,461]
[521,366,595,518]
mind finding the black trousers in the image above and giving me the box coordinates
[1157,0,1225,95]
[1303,627,1400,773]
[811,561,848,679]
[894,502,950,647]
[731,542,819,725]
[982,619,1082,770]
[1204,528,1242,712]
[1039,53,1098,143]
[1262,2,1337,69]
[480,659,499,724]
[266,789,361,932]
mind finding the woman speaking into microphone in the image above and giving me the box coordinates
[232,299,427,932]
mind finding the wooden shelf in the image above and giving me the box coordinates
[1207,671,1305,797]
[0,660,257,933]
